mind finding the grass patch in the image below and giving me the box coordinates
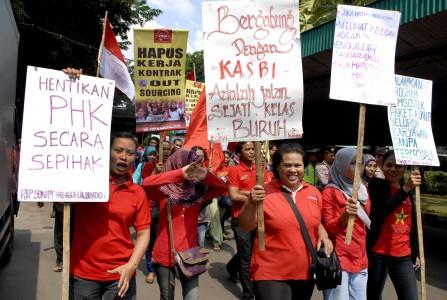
[421,194,447,218]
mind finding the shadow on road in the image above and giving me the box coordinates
[419,225,447,291]
[208,261,242,299]
[0,229,40,299]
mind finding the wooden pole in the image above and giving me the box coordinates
[96,11,108,77]
[209,142,214,170]
[345,104,366,244]
[158,134,164,164]
[62,203,71,300]
[255,141,265,251]
[414,166,426,300]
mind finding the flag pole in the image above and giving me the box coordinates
[192,63,196,82]
[96,11,108,77]
[255,141,265,251]
[209,142,214,171]
[345,104,366,244]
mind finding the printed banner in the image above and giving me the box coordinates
[134,29,188,132]
[202,0,303,142]
[330,5,400,105]
[185,80,205,126]
[18,66,114,202]
[388,75,439,166]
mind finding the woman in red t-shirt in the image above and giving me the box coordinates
[366,151,421,300]
[321,147,371,300]
[238,142,333,300]
[142,149,227,300]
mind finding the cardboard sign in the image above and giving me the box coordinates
[389,75,439,166]
[185,80,205,127]
[330,5,400,105]
[18,66,115,202]
[134,29,188,132]
[202,0,303,142]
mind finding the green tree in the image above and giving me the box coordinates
[185,50,205,83]
[300,0,376,32]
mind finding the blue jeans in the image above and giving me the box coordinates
[154,263,198,300]
[197,223,208,248]
[69,276,136,300]
[323,269,368,300]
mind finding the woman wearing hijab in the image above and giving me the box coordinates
[362,154,377,187]
[142,149,227,300]
[366,151,421,300]
[132,146,157,185]
[321,148,371,300]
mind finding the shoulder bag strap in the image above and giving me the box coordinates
[281,190,318,263]
[166,199,177,260]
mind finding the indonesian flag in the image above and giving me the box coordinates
[98,16,135,102]
[184,89,224,172]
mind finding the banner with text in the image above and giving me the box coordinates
[18,66,114,202]
[202,0,303,142]
[388,75,439,166]
[185,80,205,126]
[330,5,400,105]
[134,29,188,132]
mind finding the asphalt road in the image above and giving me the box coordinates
[0,203,446,300]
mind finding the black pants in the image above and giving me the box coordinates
[226,218,254,300]
[54,203,74,264]
[253,280,315,300]
[367,252,418,300]
[69,276,136,300]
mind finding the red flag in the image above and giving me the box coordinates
[184,89,224,171]
[186,70,196,81]
[98,16,135,101]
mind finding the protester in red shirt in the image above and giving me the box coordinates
[366,151,421,300]
[142,149,227,300]
[321,147,371,300]
[238,142,333,300]
[226,141,260,300]
[70,132,151,300]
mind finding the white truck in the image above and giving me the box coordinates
[0,0,20,266]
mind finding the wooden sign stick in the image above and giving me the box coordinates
[158,134,164,165]
[62,203,71,300]
[345,104,366,244]
[255,141,265,251]
[414,166,426,300]
[209,142,214,169]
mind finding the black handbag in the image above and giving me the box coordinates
[282,190,342,290]
[166,199,209,278]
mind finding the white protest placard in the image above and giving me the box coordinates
[330,5,400,105]
[388,75,439,166]
[202,0,303,142]
[18,66,115,202]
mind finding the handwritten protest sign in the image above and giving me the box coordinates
[185,80,205,126]
[18,66,115,202]
[330,5,400,105]
[388,75,439,166]
[202,0,303,142]
[134,29,188,132]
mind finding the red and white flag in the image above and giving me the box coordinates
[98,16,135,102]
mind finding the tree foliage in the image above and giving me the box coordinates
[185,50,205,83]
[300,0,376,32]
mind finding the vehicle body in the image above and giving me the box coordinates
[0,0,20,266]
